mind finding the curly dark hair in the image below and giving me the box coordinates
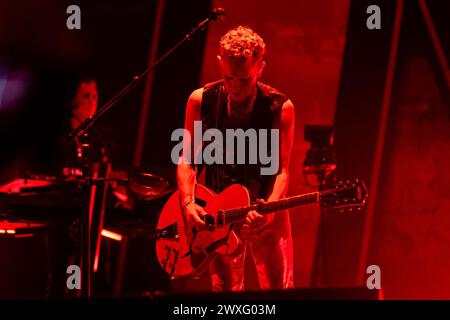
[220,26,266,62]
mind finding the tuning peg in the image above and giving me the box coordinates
[339,209,345,214]
[356,178,359,182]
[348,208,353,212]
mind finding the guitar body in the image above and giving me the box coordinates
[156,184,250,279]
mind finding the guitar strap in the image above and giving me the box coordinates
[200,80,226,193]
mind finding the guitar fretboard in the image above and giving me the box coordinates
[222,192,320,225]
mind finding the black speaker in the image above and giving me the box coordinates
[95,221,171,297]
[0,219,50,299]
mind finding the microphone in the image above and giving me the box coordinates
[188,8,225,37]
[209,8,226,20]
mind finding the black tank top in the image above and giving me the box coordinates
[200,80,287,201]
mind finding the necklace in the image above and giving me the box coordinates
[227,90,257,118]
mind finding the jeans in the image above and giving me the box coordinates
[210,210,293,291]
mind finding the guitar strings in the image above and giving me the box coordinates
[222,192,319,223]
[220,186,350,224]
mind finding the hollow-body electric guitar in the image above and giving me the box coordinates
[156,180,367,279]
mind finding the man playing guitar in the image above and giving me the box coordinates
[177,26,295,291]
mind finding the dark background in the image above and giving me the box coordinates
[0,0,211,180]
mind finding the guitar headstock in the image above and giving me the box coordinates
[320,179,368,212]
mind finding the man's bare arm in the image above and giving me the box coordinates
[267,99,295,202]
[177,88,207,227]
[245,99,295,229]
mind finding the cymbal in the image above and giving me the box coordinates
[129,171,173,200]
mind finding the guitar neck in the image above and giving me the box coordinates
[221,191,320,225]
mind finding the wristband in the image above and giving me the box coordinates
[182,195,194,209]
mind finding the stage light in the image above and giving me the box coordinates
[101,229,123,241]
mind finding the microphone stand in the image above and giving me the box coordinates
[65,11,223,142]
[63,10,224,299]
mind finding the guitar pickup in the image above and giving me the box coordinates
[200,214,215,230]
[156,223,179,240]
